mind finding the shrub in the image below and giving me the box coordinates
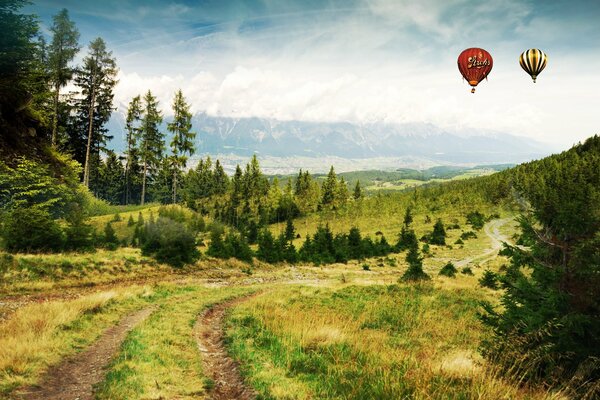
[140,217,200,267]
[461,266,474,275]
[454,238,464,245]
[127,214,135,226]
[439,262,458,277]
[112,213,121,222]
[466,211,486,230]
[362,264,370,271]
[2,208,64,252]
[460,231,478,240]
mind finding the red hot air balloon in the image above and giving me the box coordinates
[457,48,493,93]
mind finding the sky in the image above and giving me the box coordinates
[28,0,600,149]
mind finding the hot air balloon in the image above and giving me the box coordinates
[519,49,547,83]
[457,48,493,93]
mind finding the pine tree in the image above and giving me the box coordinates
[97,151,124,204]
[429,219,446,245]
[48,8,79,147]
[401,239,430,281]
[213,159,229,195]
[321,166,337,207]
[353,180,363,200]
[139,90,164,205]
[78,38,118,188]
[124,95,142,204]
[103,221,119,250]
[336,176,349,207]
[284,217,295,242]
[397,207,417,251]
[167,89,195,203]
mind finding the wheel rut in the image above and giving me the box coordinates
[195,296,257,400]
[16,306,155,400]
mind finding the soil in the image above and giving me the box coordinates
[195,297,257,400]
[16,306,155,400]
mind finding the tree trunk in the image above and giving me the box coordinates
[51,85,60,147]
[172,167,177,204]
[141,161,147,206]
[125,143,131,205]
[83,90,96,187]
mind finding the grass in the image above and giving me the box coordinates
[225,284,557,399]
[95,286,254,400]
[0,248,171,293]
[0,284,161,395]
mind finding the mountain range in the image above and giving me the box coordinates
[107,113,551,168]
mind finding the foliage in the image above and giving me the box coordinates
[481,136,600,395]
[140,217,199,267]
[439,262,458,277]
[478,269,498,289]
[2,207,64,253]
[103,221,119,250]
[429,219,446,245]
[401,236,430,282]
[466,211,486,230]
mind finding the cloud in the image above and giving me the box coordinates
[43,0,599,148]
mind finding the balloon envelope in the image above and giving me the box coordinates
[520,49,547,83]
[457,48,493,93]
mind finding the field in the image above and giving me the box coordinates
[0,196,567,400]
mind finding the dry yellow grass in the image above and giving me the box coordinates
[0,285,153,393]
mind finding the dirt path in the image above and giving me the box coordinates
[456,218,512,267]
[195,296,257,400]
[16,306,155,400]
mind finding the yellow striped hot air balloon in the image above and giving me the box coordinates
[519,49,548,83]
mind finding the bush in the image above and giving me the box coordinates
[362,264,370,271]
[127,214,135,226]
[2,208,64,252]
[460,266,474,275]
[460,231,478,240]
[466,211,486,230]
[439,262,458,277]
[140,217,200,267]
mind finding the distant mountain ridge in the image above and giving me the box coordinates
[107,112,550,164]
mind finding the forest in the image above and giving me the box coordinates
[1,1,599,399]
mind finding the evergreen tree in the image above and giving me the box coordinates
[284,217,295,242]
[97,151,124,204]
[348,226,363,259]
[401,238,430,281]
[429,219,446,245]
[336,176,350,206]
[150,157,174,204]
[77,38,118,188]
[48,8,79,147]
[103,221,119,250]
[124,95,142,204]
[167,89,195,203]
[353,180,363,200]
[213,159,229,195]
[139,90,164,205]
[321,166,337,207]
[397,207,417,251]
[481,136,600,393]
[257,229,279,263]
[295,170,320,214]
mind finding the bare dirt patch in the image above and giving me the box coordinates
[195,296,257,400]
[16,306,155,400]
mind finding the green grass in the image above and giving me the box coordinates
[95,286,254,400]
[225,285,552,399]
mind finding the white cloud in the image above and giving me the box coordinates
[105,0,600,148]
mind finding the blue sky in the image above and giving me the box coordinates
[28,0,600,148]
